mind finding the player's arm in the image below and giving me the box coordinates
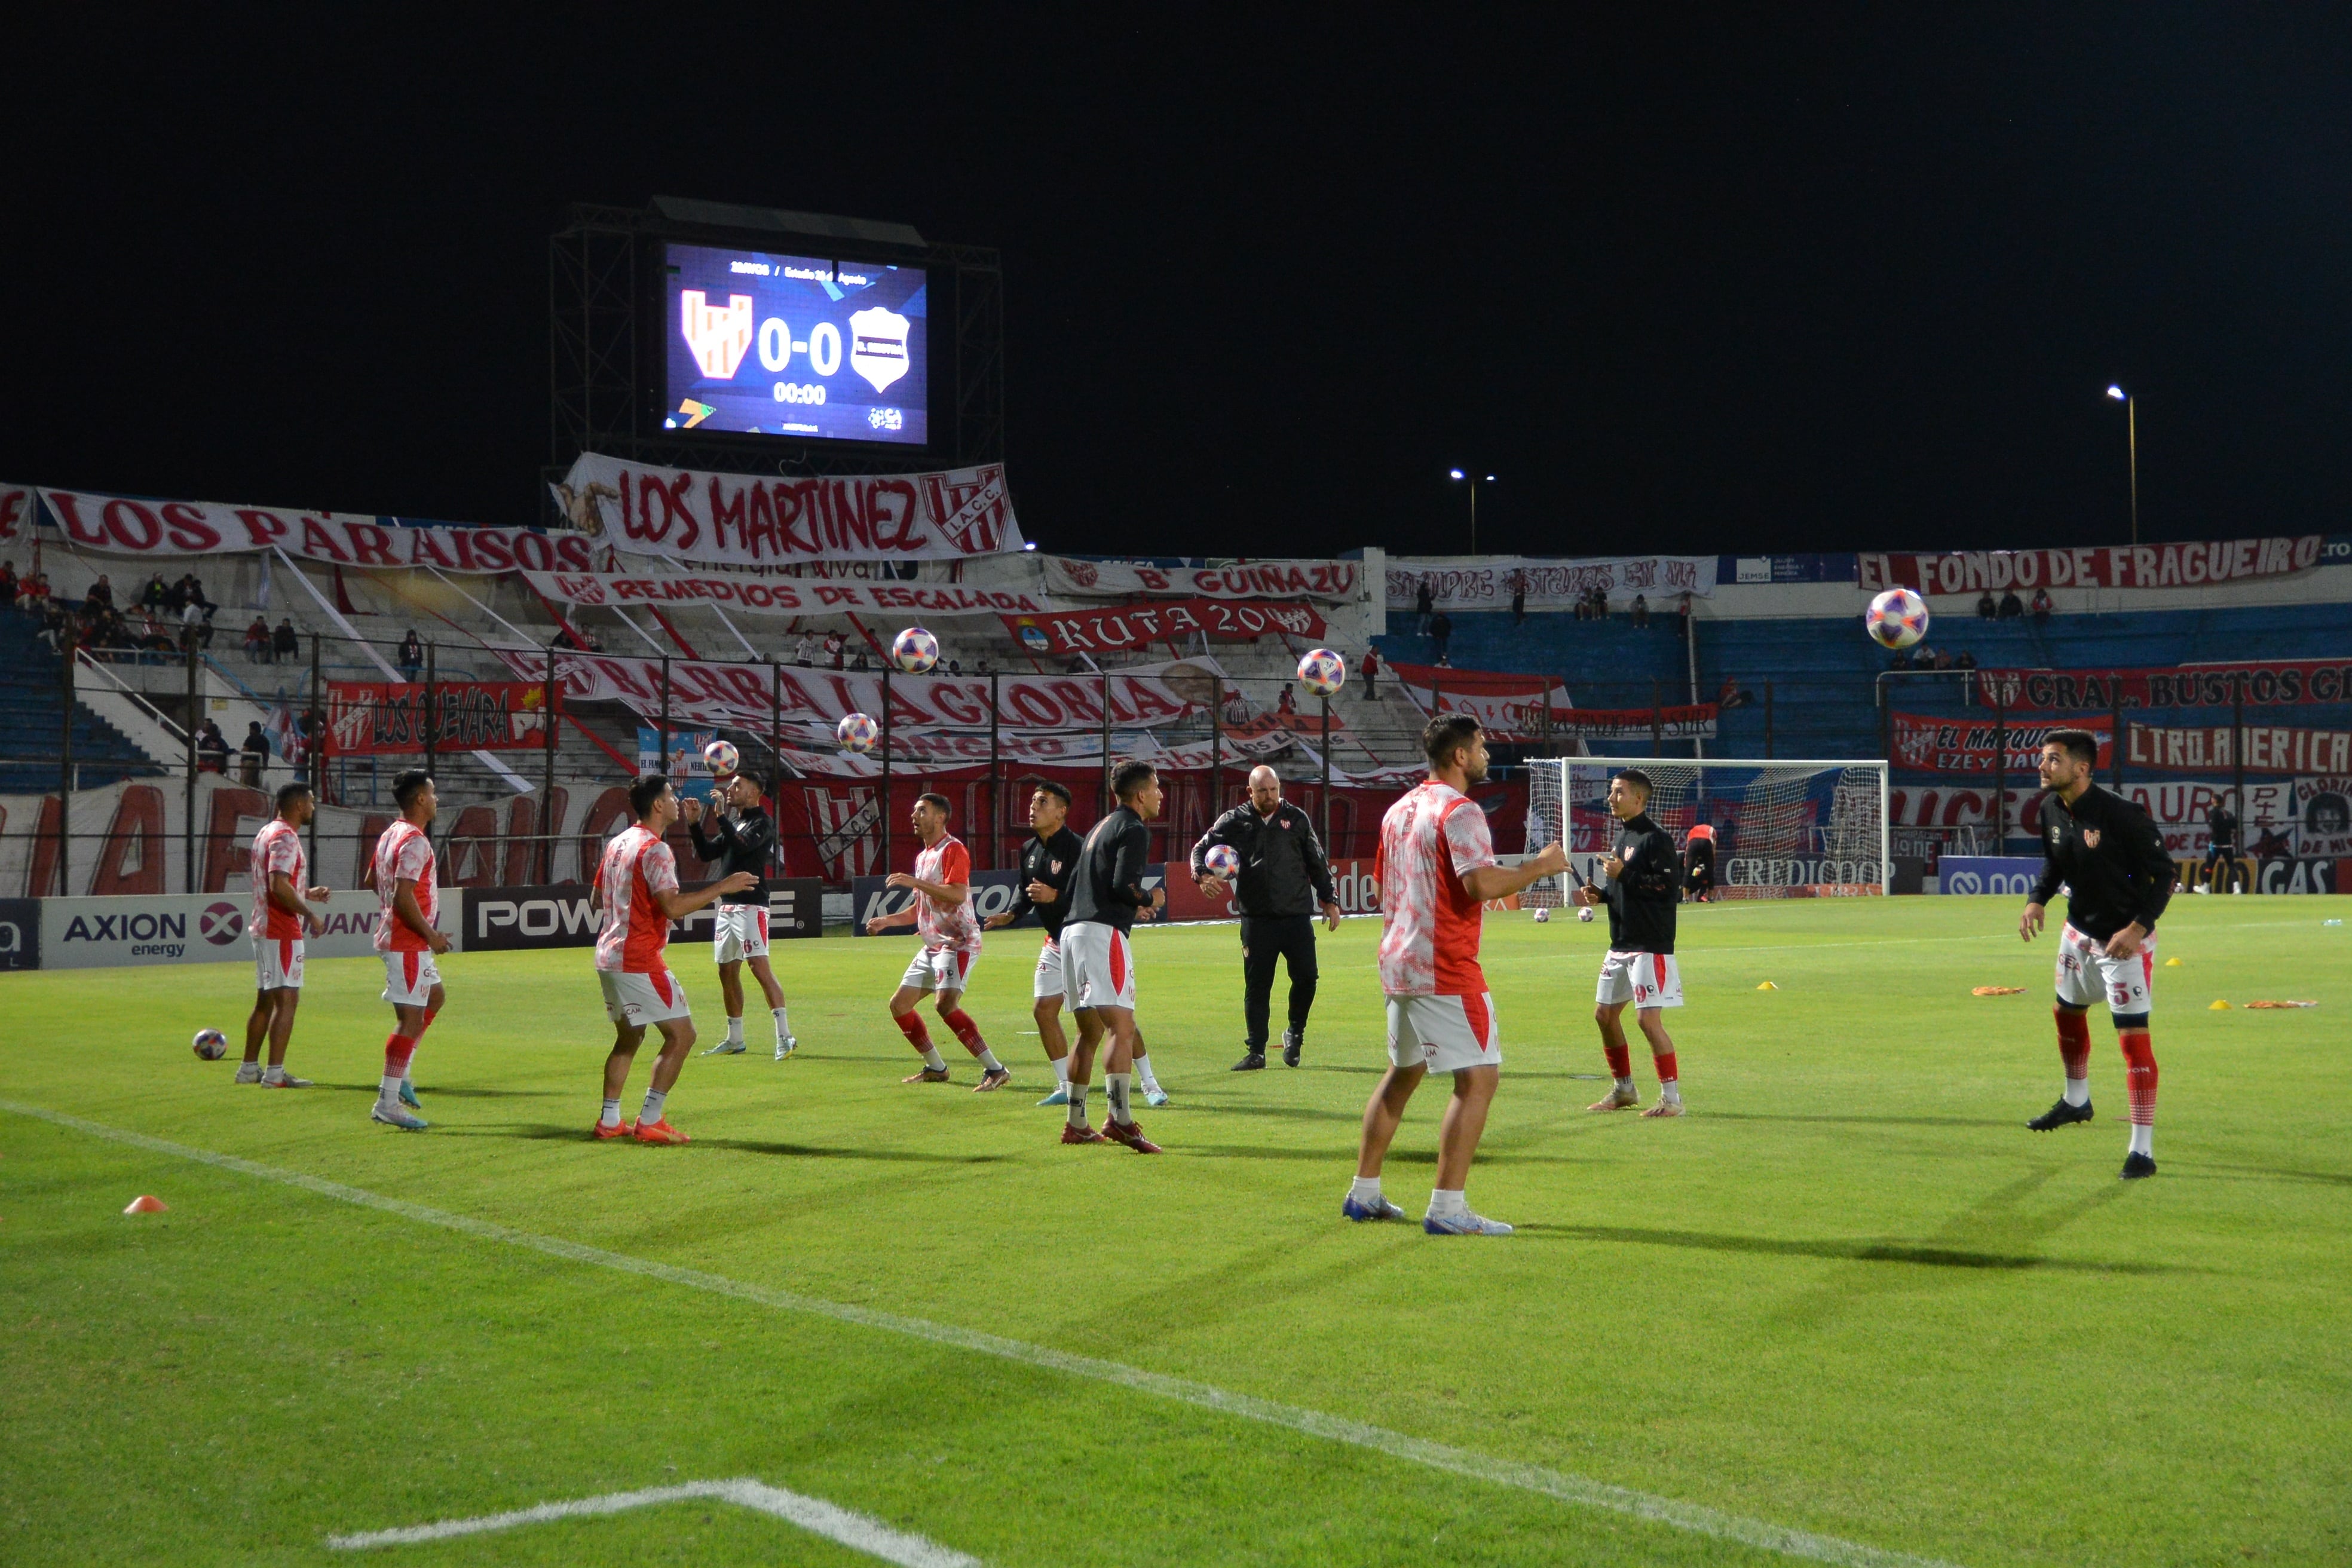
[988,863,1035,930]
[654,872,758,921]
[734,813,774,866]
[2022,825,2065,940]
[685,810,729,859]
[1622,829,1680,898]
[864,900,920,935]
[1108,823,1153,906]
[268,870,322,932]
[391,877,452,954]
[1296,807,1342,926]
[1191,810,1238,890]
[1464,842,1569,901]
[2106,807,2175,957]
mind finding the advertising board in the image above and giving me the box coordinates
[36,890,458,970]
[463,881,822,953]
[1933,857,2047,897]
[0,898,39,970]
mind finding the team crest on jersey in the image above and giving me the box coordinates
[2082,828,2102,849]
[2048,823,2062,843]
[1049,859,1063,874]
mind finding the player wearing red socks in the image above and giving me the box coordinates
[370,770,450,1131]
[865,794,1009,1089]
[1577,768,1688,1117]
[2017,730,2176,1178]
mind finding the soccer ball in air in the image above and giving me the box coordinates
[702,739,740,777]
[1203,844,1241,880]
[1296,647,1346,697]
[1866,587,1930,650]
[192,1028,228,1061]
[892,626,940,674]
[837,712,880,753]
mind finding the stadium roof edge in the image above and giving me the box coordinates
[649,196,926,249]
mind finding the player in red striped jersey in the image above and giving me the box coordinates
[370,770,449,1131]
[865,793,1010,1089]
[590,774,757,1144]
[240,780,332,1088]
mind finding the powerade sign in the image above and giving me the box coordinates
[1936,856,2046,896]
[466,881,822,952]
[0,898,39,970]
[850,866,1170,935]
[36,891,433,970]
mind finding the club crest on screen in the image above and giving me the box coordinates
[679,290,754,379]
[850,306,911,392]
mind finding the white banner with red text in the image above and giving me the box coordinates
[38,488,596,573]
[2126,723,2352,776]
[1387,555,1718,612]
[1001,598,1325,656]
[0,482,34,548]
[1974,659,2352,711]
[552,452,1022,565]
[520,569,1054,618]
[1861,537,2323,597]
[1039,557,1362,604]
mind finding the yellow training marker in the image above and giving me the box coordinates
[2164,956,2183,966]
[2208,999,2232,1010]
[1756,981,1778,991]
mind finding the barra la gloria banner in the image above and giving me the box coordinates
[38,488,597,572]
[325,682,553,754]
[1039,557,1362,603]
[552,452,1023,565]
[492,650,1226,734]
[1974,658,2352,711]
[1891,712,2112,774]
[1387,555,1719,612]
[1002,598,1325,656]
[1860,536,2324,597]
[520,569,1054,618]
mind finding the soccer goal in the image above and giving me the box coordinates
[1522,756,1891,901]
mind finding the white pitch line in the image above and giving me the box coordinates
[324,1475,979,1563]
[4,1098,1962,1568]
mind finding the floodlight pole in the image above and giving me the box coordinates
[543,649,561,883]
[2126,395,2139,548]
[185,631,200,892]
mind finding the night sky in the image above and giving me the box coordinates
[8,10,2349,561]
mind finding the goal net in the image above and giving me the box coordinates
[1522,756,1889,902]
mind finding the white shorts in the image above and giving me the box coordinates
[253,933,304,991]
[1033,938,1065,1001]
[1597,950,1682,1010]
[381,950,442,1007]
[712,904,770,964]
[1062,922,1137,1012]
[2055,923,2156,1016]
[1386,992,1503,1074]
[599,966,693,1026]
[901,944,977,997]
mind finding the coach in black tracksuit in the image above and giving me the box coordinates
[1190,765,1341,1070]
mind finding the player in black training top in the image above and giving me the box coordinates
[1572,768,1690,1116]
[1058,760,1166,1153]
[682,770,795,1059]
[2018,729,2176,1178]
[985,780,1170,1109]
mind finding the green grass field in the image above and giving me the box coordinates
[4,895,2348,1567]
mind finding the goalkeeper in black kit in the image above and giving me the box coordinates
[682,770,795,1059]
[2016,730,2176,1179]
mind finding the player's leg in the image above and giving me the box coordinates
[1432,1065,1500,1198]
[240,986,272,1082]
[1234,918,1276,1069]
[934,966,1010,1089]
[1635,1007,1683,1116]
[2032,927,2100,1131]
[1346,1000,1428,1219]
[1590,999,1639,1111]
[598,1019,645,1137]
[371,953,434,1129]
[747,953,793,1056]
[891,960,951,1082]
[1094,1004,1159,1150]
[1279,917,1318,1066]
[1422,995,1510,1234]
[261,987,311,1086]
[633,1010,699,1144]
[708,956,748,1055]
[2103,942,2159,1177]
[1131,1025,1168,1107]
[1062,1006,1106,1140]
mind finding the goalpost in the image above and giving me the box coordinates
[1522,756,1891,902]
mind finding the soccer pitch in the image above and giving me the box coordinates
[4,896,2347,1567]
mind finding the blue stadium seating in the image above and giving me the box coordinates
[0,613,157,793]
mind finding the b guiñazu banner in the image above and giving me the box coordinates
[1891,713,2112,774]
[324,681,553,754]
[2127,723,2352,776]
[1040,557,1362,603]
[551,452,1022,565]
[1975,659,2352,711]
[1001,598,1325,656]
[1860,537,2323,597]
[39,488,596,572]
[1386,555,1719,611]
[520,569,1052,617]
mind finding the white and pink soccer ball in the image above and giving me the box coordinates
[892,625,940,674]
[1866,587,1930,650]
[702,739,740,777]
[1296,647,1346,697]
[192,1028,227,1061]
[836,712,880,753]
[1203,843,1241,880]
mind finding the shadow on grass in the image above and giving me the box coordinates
[2190,1161,2352,1189]
[438,1125,1007,1163]
[311,1083,561,1100]
[1513,1221,2178,1273]
[1306,1064,1588,1081]
[1181,1144,1599,1167]
[1699,1110,2019,1130]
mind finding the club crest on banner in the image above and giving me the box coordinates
[807,786,881,880]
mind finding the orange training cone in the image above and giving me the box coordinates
[122,1195,168,1214]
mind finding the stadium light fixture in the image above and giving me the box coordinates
[2105,385,2137,544]
[1448,469,1496,553]
[1448,468,1465,480]
[2106,385,2126,400]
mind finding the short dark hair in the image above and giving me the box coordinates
[1111,760,1158,801]
[1615,768,1654,801]
[629,772,673,818]
[916,791,951,816]
[2045,729,2099,767]
[1031,780,1072,806]
[1422,713,1482,770]
[392,768,433,810]
[274,780,314,813]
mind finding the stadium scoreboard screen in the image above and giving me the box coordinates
[662,241,929,447]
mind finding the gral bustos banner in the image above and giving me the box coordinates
[551,452,1023,565]
[1976,659,2352,711]
[464,880,822,953]
[325,682,553,754]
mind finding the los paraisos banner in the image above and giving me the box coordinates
[38,488,596,572]
[1388,555,1719,612]
[1860,537,2323,597]
[1002,598,1326,656]
[552,452,1022,565]
[494,649,1224,734]
[1891,712,2112,774]
[521,569,1052,618]
[1040,557,1363,604]
[1975,659,2352,711]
